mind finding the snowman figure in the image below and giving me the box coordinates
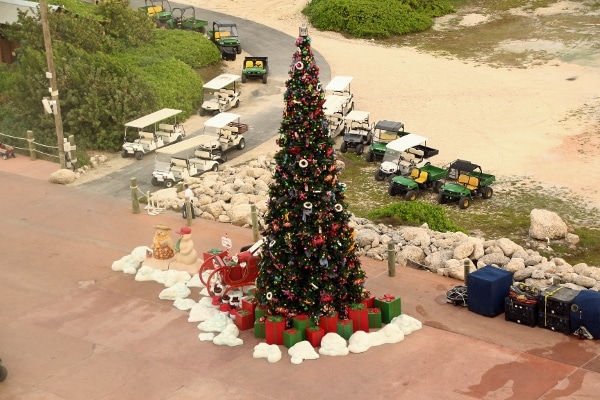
[174,226,199,266]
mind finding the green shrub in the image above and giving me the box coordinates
[367,201,466,233]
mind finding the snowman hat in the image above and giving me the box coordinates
[153,223,170,230]
[176,226,192,235]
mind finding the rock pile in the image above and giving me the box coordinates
[148,155,599,291]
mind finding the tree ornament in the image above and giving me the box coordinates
[334,204,343,212]
[295,61,304,70]
[298,158,308,168]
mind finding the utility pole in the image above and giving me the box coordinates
[39,0,66,168]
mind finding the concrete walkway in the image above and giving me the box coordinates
[1,157,599,400]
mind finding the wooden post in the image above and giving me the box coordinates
[185,198,192,226]
[387,242,396,277]
[463,259,470,286]
[251,203,259,241]
[130,178,140,214]
[27,130,36,160]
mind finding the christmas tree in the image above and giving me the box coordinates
[255,27,367,322]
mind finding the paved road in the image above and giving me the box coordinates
[77,3,331,199]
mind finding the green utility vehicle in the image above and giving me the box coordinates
[166,6,208,33]
[437,160,495,209]
[242,57,268,83]
[365,120,406,162]
[208,20,242,55]
[388,163,448,201]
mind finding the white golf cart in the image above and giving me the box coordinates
[340,110,373,155]
[199,112,249,162]
[323,75,354,138]
[122,108,185,160]
[374,133,439,181]
[199,74,241,116]
[151,135,222,188]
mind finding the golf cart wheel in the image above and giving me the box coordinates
[388,184,396,196]
[437,192,446,204]
[242,74,247,83]
[134,151,144,160]
[0,364,7,382]
[237,138,246,150]
[151,177,159,186]
[355,143,364,155]
[433,180,443,193]
[164,179,175,188]
[374,170,385,181]
[459,197,471,209]
[405,190,417,201]
[220,154,228,163]
[211,163,219,172]
[234,100,240,108]
[262,74,268,84]
[121,149,129,158]
[482,186,494,199]
[236,46,242,54]
[340,142,348,153]
[365,151,374,162]
[199,109,206,117]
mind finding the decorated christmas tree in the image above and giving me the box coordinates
[255,27,367,322]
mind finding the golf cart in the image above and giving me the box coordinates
[166,6,208,33]
[437,160,496,209]
[388,163,449,201]
[122,108,185,160]
[340,110,373,155]
[199,112,249,162]
[374,133,439,181]
[139,0,173,27]
[323,76,354,138]
[152,134,221,188]
[365,120,406,162]
[200,74,241,116]
[208,21,242,59]
[242,56,268,84]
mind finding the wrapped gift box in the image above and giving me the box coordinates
[203,249,228,262]
[362,296,375,309]
[336,319,353,340]
[254,319,266,338]
[283,328,303,348]
[374,294,402,323]
[292,314,314,340]
[368,308,382,329]
[265,315,285,345]
[255,305,268,321]
[234,310,254,331]
[348,303,369,332]
[241,298,257,314]
[318,311,339,333]
[306,326,325,347]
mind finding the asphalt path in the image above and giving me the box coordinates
[77,2,331,198]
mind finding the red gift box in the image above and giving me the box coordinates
[318,311,339,333]
[265,315,285,345]
[361,296,375,309]
[348,303,369,333]
[235,310,254,331]
[241,298,257,314]
[306,326,325,347]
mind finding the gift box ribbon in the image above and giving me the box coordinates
[379,294,396,301]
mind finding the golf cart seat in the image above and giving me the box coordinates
[159,123,175,132]
[147,5,163,15]
[255,60,263,68]
[458,174,479,190]
[400,151,415,162]
[220,89,235,96]
[245,60,254,68]
[193,149,211,159]
[399,160,411,168]
[408,147,425,158]
[170,158,187,173]
[138,131,155,145]
[219,128,232,138]
[414,170,428,184]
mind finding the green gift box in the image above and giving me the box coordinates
[283,328,303,348]
[254,320,266,338]
[292,314,314,340]
[374,295,402,324]
[336,320,353,340]
[255,305,268,321]
[368,308,382,329]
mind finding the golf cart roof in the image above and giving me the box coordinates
[125,108,182,129]
[204,112,240,129]
[375,120,404,132]
[323,95,348,116]
[156,135,218,155]
[203,74,241,90]
[449,159,480,172]
[386,133,428,152]
[344,110,370,122]
[325,76,353,92]
[215,20,236,26]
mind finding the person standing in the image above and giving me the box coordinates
[183,183,196,219]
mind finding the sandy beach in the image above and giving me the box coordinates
[182,0,600,209]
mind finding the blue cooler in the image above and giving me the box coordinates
[467,265,513,317]
[570,290,600,339]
